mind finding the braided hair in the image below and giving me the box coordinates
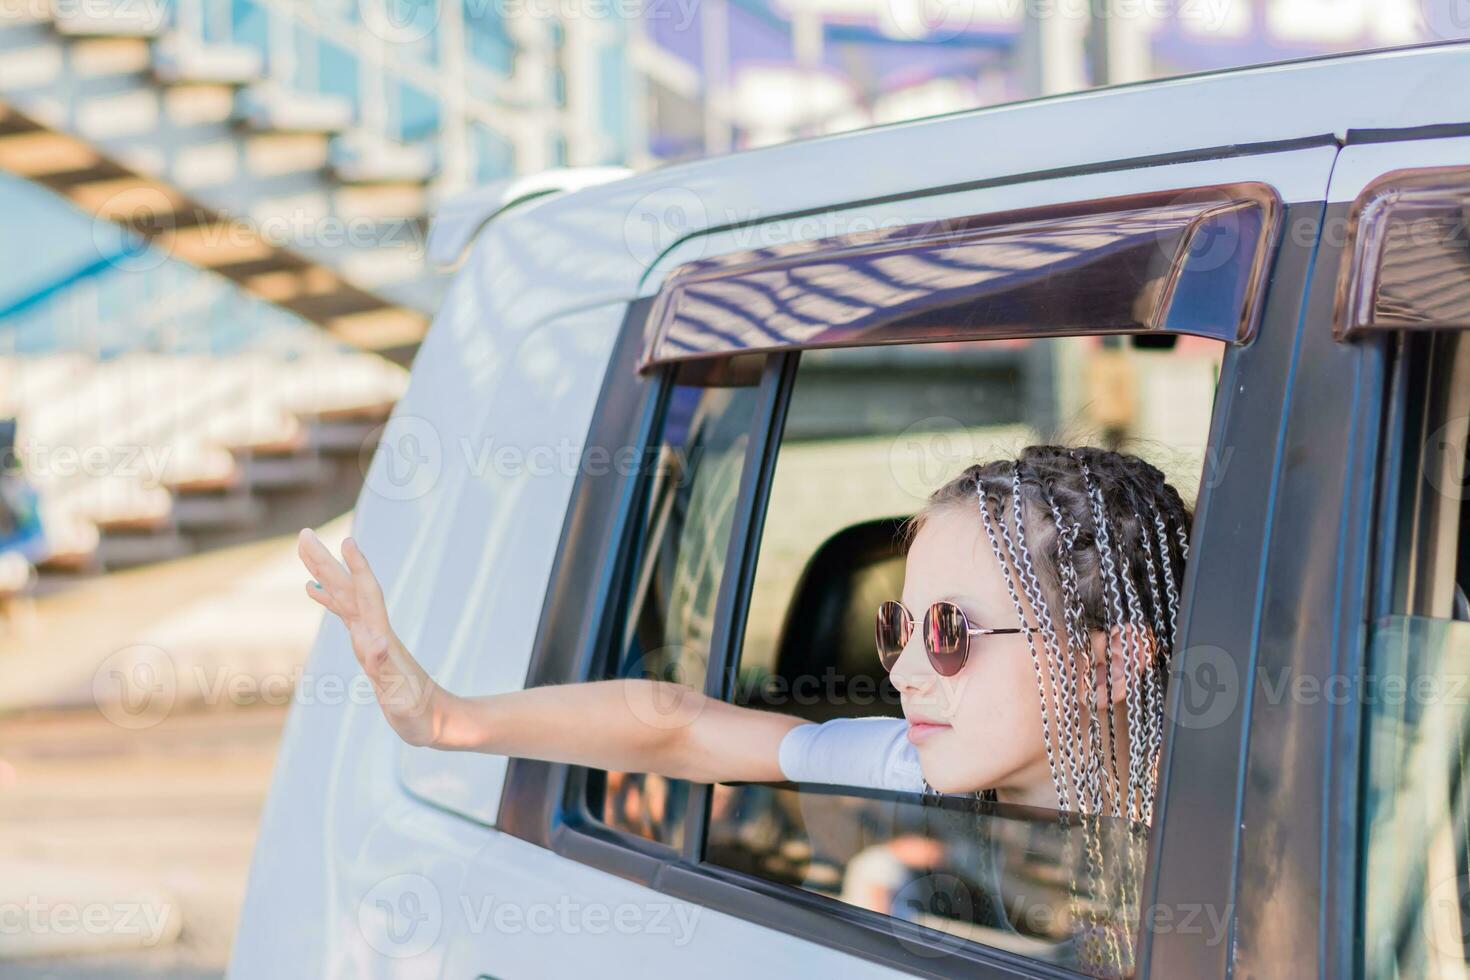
[901,444,1194,825]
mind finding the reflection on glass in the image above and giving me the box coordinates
[707,783,1151,978]
[1362,616,1470,978]
[591,378,761,849]
[643,184,1278,371]
[1336,166,1470,339]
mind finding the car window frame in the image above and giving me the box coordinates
[567,350,792,862]
[529,328,1257,979]
[499,164,1336,978]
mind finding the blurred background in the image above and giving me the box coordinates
[0,0,1465,975]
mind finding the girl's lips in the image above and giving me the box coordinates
[906,721,951,745]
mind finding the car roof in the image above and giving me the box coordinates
[454,41,1470,337]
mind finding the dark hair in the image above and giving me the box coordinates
[901,444,1193,644]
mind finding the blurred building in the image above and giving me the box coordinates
[0,0,1462,592]
[642,0,1450,156]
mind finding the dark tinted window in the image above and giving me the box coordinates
[585,369,762,849]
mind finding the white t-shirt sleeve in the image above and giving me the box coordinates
[777,716,926,793]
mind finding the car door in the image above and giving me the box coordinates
[476,138,1340,980]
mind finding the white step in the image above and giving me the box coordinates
[237,83,353,134]
[237,452,335,490]
[96,529,193,568]
[330,130,437,184]
[310,417,390,455]
[51,1,167,37]
[153,36,264,86]
[170,490,267,530]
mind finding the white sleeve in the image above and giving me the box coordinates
[777,716,926,793]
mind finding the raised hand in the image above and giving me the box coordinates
[296,528,445,747]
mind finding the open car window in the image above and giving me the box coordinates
[707,333,1225,976]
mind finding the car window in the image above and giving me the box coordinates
[1361,329,1470,976]
[707,333,1224,975]
[585,365,763,849]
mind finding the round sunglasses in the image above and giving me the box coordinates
[875,599,1037,676]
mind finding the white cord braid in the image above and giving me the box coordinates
[931,447,1188,834]
[924,447,1190,980]
[976,483,1066,809]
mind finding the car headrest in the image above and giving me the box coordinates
[763,517,909,722]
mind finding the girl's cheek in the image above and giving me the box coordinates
[956,655,1040,733]
[952,661,1007,731]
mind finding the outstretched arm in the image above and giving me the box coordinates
[296,528,805,784]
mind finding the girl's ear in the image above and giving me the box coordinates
[1088,624,1157,707]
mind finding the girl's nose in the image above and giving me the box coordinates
[887,631,937,697]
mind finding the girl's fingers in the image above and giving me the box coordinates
[341,536,391,636]
[297,529,358,617]
[304,580,338,613]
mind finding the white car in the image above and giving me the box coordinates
[233,41,1470,979]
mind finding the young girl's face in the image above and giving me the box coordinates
[887,503,1058,806]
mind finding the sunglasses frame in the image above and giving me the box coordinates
[875,599,1037,676]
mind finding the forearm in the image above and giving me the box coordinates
[430,678,803,784]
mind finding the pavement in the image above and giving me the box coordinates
[0,518,347,974]
[0,514,352,715]
[0,704,287,978]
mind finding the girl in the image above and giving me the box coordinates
[295,443,1191,825]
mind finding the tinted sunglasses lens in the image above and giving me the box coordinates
[875,601,910,670]
[924,601,969,676]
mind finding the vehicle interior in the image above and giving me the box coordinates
[735,517,907,723]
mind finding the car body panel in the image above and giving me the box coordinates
[1327,134,1470,202]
